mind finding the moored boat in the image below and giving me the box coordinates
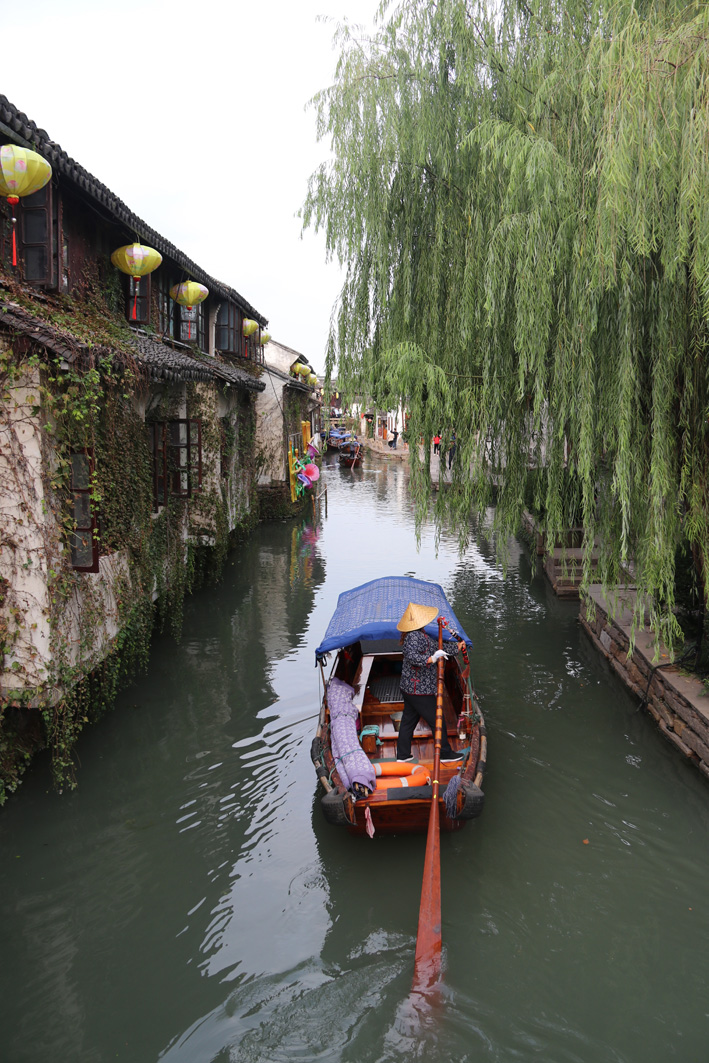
[326,426,352,450]
[311,576,486,836]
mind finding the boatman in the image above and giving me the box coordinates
[396,602,464,763]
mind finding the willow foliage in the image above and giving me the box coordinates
[303,0,709,649]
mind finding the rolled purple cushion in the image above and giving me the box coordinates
[328,678,376,793]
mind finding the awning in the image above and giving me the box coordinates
[315,576,472,661]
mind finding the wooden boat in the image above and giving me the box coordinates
[338,440,363,467]
[326,426,352,451]
[311,576,486,836]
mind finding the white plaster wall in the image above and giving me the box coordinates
[263,340,299,376]
[0,360,53,694]
[255,370,288,484]
[1,354,145,704]
[221,387,255,532]
[57,550,131,674]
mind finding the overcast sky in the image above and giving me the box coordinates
[2,0,380,372]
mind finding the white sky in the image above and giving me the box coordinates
[1,0,380,373]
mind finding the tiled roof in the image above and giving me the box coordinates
[0,95,267,326]
[0,300,265,392]
[207,356,266,392]
[128,332,264,391]
[261,361,313,392]
[0,299,114,365]
[127,331,214,383]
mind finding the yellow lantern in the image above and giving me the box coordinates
[111,243,162,320]
[308,373,318,386]
[0,145,52,266]
[298,363,310,377]
[260,331,271,345]
[170,281,208,340]
[243,318,258,337]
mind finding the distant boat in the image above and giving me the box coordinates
[326,427,352,451]
[338,440,363,467]
[311,576,486,836]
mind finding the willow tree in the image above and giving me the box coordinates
[303,0,709,651]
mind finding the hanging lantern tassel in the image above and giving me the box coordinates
[8,195,18,266]
[111,244,163,320]
[170,281,209,340]
[0,145,52,269]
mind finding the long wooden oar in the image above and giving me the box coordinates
[412,617,445,994]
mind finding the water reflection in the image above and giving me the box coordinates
[1,461,709,1063]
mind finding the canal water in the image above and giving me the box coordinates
[1,453,708,1063]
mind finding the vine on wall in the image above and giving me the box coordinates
[0,305,261,802]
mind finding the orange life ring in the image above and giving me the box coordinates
[375,764,430,789]
[374,761,423,777]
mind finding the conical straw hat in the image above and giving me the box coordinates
[396,602,439,633]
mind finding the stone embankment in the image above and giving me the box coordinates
[362,436,409,461]
[580,586,709,781]
[521,511,600,598]
[522,510,709,780]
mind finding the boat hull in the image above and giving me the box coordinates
[312,639,486,835]
[318,772,485,835]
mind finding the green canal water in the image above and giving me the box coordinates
[1,454,709,1063]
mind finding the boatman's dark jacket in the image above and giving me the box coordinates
[400,630,438,696]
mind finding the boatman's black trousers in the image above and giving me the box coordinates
[396,691,456,760]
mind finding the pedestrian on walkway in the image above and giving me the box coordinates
[433,432,441,455]
[448,430,456,469]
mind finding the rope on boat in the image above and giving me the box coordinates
[443,774,461,818]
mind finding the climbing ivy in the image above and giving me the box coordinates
[0,273,260,800]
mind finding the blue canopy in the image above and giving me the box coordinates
[315,576,471,660]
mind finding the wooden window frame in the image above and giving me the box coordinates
[69,448,99,572]
[149,419,202,512]
[126,275,152,325]
[20,183,55,287]
[179,304,206,349]
[157,275,176,338]
[216,302,242,354]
